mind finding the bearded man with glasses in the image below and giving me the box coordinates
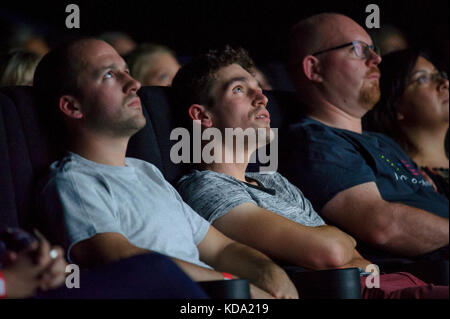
[283,13,449,266]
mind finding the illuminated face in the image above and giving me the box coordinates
[207,63,272,146]
[75,40,146,137]
[141,52,181,87]
[316,17,382,116]
[397,56,449,128]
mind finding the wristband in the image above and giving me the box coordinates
[0,270,6,299]
[222,272,233,280]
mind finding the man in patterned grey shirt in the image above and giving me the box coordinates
[173,46,369,271]
[172,47,450,299]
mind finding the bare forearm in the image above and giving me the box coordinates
[210,242,275,286]
[169,258,225,282]
[378,202,449,256]
[304,225,357,269]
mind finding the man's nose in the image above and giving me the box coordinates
[253,89,268,107]
[123,72,141,93]
[367,49,382,67]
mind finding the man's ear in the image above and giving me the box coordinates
[302,55,323,82]
[58,95,83,119]
[188,104,213,128]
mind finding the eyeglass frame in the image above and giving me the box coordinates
[312,40,381,59]
[408,70,448,86]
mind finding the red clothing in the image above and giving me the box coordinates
[360,272,449,299]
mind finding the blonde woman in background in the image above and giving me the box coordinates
[0,50,42,86]
[127,43,180,87]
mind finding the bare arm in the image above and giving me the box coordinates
[70,232,291,298]
[70,232,228,282]
[211,203,357,270]
[198,225,298,298]
[321,182,449,256]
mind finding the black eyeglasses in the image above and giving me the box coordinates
[312,40,381,59]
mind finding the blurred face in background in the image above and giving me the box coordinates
[140,51,181,87]
[396,56,449,129]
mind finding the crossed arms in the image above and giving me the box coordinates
[70,226,298,299]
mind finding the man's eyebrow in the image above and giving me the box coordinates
[93,63,129,76]
[221,77,248,92]
[221,76,261,92]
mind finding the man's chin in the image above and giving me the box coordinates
[360,85,381,110]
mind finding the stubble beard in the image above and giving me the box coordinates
[86,105,147,138]
[359,79,381,111]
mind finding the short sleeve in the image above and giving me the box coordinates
[39,171,123,262]
[286,123,376,211]
[156,171,211,246]
[178,172,257,223]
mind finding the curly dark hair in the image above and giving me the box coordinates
[363,48,431,155]
[171,45,255,114]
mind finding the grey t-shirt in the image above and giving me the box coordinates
[178,170,325,227]
[39,152,210,268]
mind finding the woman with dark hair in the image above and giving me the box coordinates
[363,49,449,198]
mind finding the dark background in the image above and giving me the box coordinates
[1,0,448,67]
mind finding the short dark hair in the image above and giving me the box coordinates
[363,48,430,155]
[33,38,95,142]
[171,45,254,114]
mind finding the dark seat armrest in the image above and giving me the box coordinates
[198,279,250,299]
[285,267,362,299]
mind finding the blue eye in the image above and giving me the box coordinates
[104,71,113,79]
[233,86,244,94]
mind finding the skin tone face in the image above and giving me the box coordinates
[207,63,272,145]
[73,40,146,138]
[315,16,382,116]
[397,56,449,129]
[141,52,181,86]
[112,37,136,56]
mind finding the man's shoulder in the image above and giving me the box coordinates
[179,170,241,189]
[178,170,249,201]
[125,157,164,177]
[289,117,347,141]
[288,118,360,153]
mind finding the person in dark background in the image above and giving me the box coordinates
[0,21,49,55]
[285,13,448,264]
[363,49,449,199]
[98,31,137,57]
[0,50,42,86]
[127,43,181,87]
[370,25,408,56]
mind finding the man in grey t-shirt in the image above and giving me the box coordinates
[34,38,298,299]
[172,46,372,271]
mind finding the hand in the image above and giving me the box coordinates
[32,231,68,291]
[256,263,299,299]
[249,284,275,299]
[2,231,67,298]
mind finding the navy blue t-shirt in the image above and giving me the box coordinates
[283,117,449,218]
